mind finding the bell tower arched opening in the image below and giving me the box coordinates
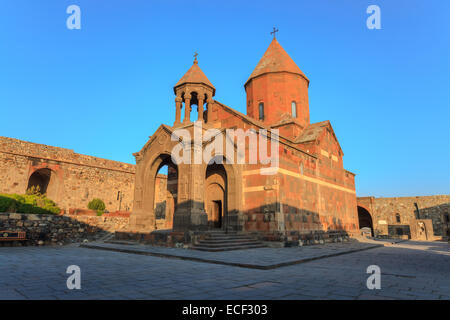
[173,55,215,126]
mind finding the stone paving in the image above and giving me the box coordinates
[0,240,449,300]
[80,239,382,269]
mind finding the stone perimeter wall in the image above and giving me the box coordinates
[358,195,450,240]
[0,212,129,246]
[0,136,135,212]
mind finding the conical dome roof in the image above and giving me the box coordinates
[174,60,215,95]
[245,38,308,86]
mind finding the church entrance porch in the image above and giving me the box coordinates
[211,200,223,228]
[205,161,227,230]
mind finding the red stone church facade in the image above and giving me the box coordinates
[3,38,449,244]
[129,38,359,241]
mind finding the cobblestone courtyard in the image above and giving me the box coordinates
[1,241,449,300]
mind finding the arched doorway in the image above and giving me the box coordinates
[153,157,178,230]
[27,168,52,195]
[357,206,374,236]
[205,161,227,229]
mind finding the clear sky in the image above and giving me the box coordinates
[1,0,449,198]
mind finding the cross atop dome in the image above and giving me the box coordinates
[193,52,198,64]
[270,27,279,39]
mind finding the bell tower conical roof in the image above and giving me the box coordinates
[174,59,215,95]
[245,38,309,87]
[172,55,216,126]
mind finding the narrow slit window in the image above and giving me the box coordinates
[291,101,297,118]
[259,102,264,120]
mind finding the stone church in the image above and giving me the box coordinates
[2,36,447,243]
[128,37,359,241]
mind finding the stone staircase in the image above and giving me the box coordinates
[191,230,266,252]
[96,231,115,242]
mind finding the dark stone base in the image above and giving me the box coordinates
[115,230,189,247]
[115,229,356,248]
[245,229,354,246]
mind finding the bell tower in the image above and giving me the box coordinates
[245,37,310,129]
[173,54,215,126]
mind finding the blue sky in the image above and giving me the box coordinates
[1,0,449,197]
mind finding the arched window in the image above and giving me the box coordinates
[258,102,264,120]
[395,213,401,223]
[291,101,297,118]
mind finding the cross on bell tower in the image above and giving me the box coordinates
[270,27,279,39]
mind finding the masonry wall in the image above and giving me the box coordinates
[0,212,129,246]
[357,195,450,240]
[241,144,357,237]
[209,102,358,239]
[245,72,310,129]
[0,136,135,213]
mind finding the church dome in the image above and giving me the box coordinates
[245,38,309,87]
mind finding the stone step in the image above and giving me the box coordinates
[190,244,266,252]
[195,241,261,248]
[206,231,239,235]
[206,233,251,237]
[199,238,258,244]
[105,240,140,245]
[191,231,266,251]
[98,233,115,242]
[205,236,254,241]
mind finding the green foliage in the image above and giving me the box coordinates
[88,198,106,215]
[0,193,60,215]
[26,185,42,196]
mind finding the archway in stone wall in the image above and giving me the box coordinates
[203,154,242,231]
[28,168,51,194]
[153,157,178,230]
[205,162,227,229]
[27,168,61,201]
[357,206,374,236]
[27,168,61,205]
